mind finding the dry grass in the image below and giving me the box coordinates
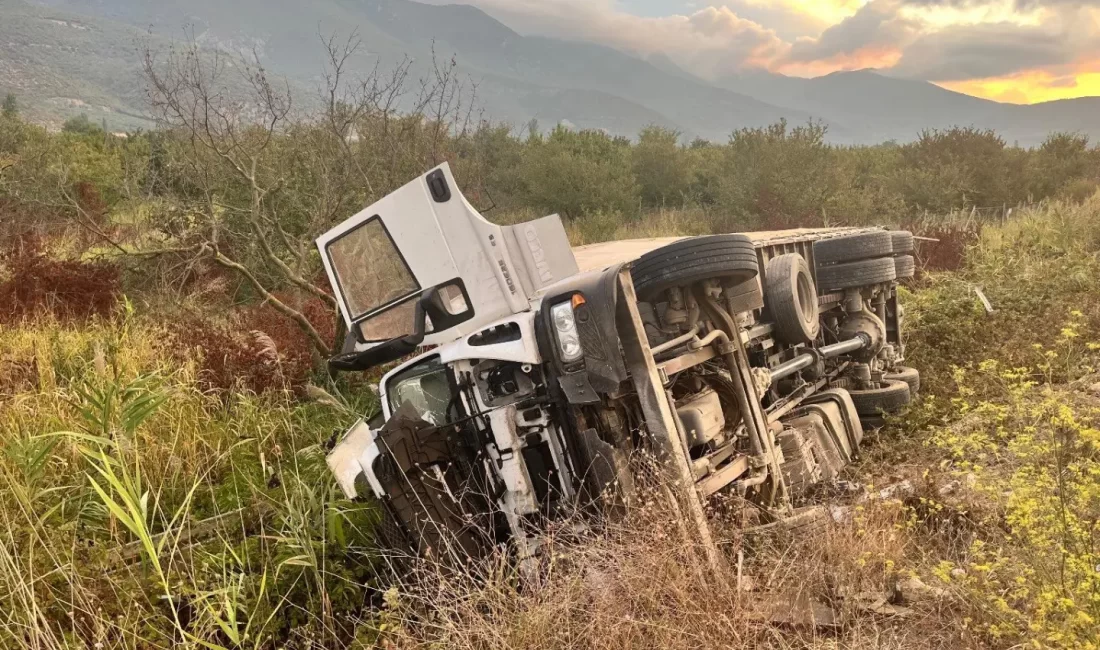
[0,314,381,649]
[363,489,972,650]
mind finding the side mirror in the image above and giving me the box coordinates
[329,279,473,373]
[328,300,427,373]
[419,279,473,332]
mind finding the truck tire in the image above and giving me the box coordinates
[816,257,896,291]
[890,231,915,254]
[764,254,819,344]
[632,235,759,301]
[813,231,893,265]
[886,366,920,395]
[849,379,911,416]
[894,255,915,280]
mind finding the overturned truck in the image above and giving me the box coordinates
[323,164,918,563]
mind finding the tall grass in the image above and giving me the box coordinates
[0,313,380,648]
[6,196,1100,648]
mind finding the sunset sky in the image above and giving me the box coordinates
[450,0,1100,104]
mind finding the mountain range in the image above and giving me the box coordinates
[2,0,1098,145]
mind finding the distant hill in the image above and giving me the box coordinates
[718,69,1100,145]
[0,0,161,129]
[13,0,821,138]
[3,0,1099,144]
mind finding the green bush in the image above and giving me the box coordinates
[632,125,691,208]
[511,126,640,220]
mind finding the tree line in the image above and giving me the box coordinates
[2,39,1099,362]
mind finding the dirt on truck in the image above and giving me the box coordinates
[322,163,919,569]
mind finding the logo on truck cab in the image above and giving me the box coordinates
[524,225,554,283]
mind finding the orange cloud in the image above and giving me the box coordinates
[938,64,1100,103]
[776,45,903,77]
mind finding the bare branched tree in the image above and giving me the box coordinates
[136,33,479,366]
[143,40,339,360]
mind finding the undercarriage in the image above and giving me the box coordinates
[321,164,919,566]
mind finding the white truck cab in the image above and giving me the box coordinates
[317,164,577,351]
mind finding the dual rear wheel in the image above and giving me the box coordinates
[812,230,917,290]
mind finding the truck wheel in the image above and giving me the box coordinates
[815,257,896,291]
[849,379,911,416]
[894,255,915,280]
[812,231,893,265]
[765,254,819,344]
[886,366,920,395]
[632,234,759,301]
[890,230,915,254]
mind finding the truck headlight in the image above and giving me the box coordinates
[550,300,584,363]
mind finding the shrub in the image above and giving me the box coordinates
[237,295,337,384]
[511,126,640,220]
[61,113,104,135]
[718,119,835,230]
[928,328,1100,647]
[164,296,335,394]
[904,220,982,274]
[632,126,691,207]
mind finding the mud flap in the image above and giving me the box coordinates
[575,427,634,518]
[805,388,864,449]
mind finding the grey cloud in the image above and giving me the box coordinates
[432,0,790,78]
[715,0,830,40]
[424,0,1099,82]
[890,22,1077,80]
[785,0,917,63]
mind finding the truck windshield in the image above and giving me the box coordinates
[327,216,419,320]
[386,356,452,426]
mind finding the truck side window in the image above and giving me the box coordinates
[386,356,451,426]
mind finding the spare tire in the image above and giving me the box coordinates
[632,235,759,301]
[764,253,820,344]
[894,254,915,280]
[886,366,920,395]
[816,257,896,291]
[813,231,893,265]
[849,379,911,416]
[890,230,915,254]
